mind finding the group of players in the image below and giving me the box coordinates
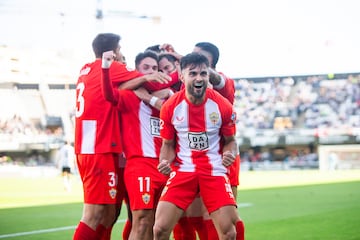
[72,32,245,240]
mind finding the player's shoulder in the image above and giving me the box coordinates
[207,88,225,99]
[207,88,232,106]
[162,89,185,108]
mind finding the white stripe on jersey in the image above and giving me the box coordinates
[81,120,96,154]
[139,102,160,158]
[172,100,195,172]
[205,99,225,176]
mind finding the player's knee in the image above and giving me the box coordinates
[222,229,236,240]
[153,223,171,238]
[136,215,153,231]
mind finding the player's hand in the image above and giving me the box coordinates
[102,50,115,69]
[222,151,235,167]
[146,72,171,84]
[160,43,175,53]
[158,159,171,175]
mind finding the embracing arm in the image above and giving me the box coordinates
[134,87,174,111]
[119,72,172,90]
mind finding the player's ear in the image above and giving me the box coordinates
[179,72,185,83]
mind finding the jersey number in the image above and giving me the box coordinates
[75,82,85,117]
[108,172,117,187]
[138,176,150,192]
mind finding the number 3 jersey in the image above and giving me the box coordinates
[74,59,141,154]
[160,88,237,176]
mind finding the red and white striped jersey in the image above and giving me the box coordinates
[160,88,236,176]
[116,90,162,160]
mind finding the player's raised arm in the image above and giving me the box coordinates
[101,51,119,104]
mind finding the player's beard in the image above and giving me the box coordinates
[188,80,207,100]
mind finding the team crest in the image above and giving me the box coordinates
[142,193,151,204]
[109,188,117,199]
[209,112,219,125]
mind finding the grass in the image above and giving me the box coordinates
[0,169,359,239]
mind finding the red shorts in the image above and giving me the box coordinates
[125,157,168,210]
[228,154,240,186]
[76,153,126,204]
[160,171,236,213]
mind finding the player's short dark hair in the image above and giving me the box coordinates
[135,50,159,68]
[194,42,219,68]
[180,52,209,71]
[92,33,121,58]
[158,53,178,64]
[145,44,162,53]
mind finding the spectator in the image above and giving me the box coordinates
[57,140,75,192]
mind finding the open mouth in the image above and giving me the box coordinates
[194,82,203,89]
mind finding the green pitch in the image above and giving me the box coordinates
[0,170,359,240]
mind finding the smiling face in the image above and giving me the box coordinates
[181,62,209,104]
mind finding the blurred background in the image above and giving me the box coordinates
[0,0,359,173]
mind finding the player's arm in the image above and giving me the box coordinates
[211,71,235,104]
[101,51,120,104]
[222,135,237,167]
[133,87,164,110]
[118,71,171,90]
[209,68,225,87]
[158,138,176,175]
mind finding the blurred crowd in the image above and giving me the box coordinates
[0,73,359,168]
[235,74,360,131]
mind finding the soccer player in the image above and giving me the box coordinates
[162,42,243,240]
[153,52,243,240]
[102,50,172,240]
[73,33,170,240]
[57,140,75,192]
[191,42,244,240]
[158,53,182,92]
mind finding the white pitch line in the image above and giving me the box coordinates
[0,226,75,239]
[0,203,252,238]
[238,202,254,208]
[0,219,126,239]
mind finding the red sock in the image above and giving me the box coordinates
[204,219,219,240]
[188,217,207,240]
[236,220,245,240]
[173,217,196,240]
[73,222,98,240]
[122,219,132,240]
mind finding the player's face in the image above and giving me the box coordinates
[137,57,158,75]
[182,63,209,101]
[159,57,176,75]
